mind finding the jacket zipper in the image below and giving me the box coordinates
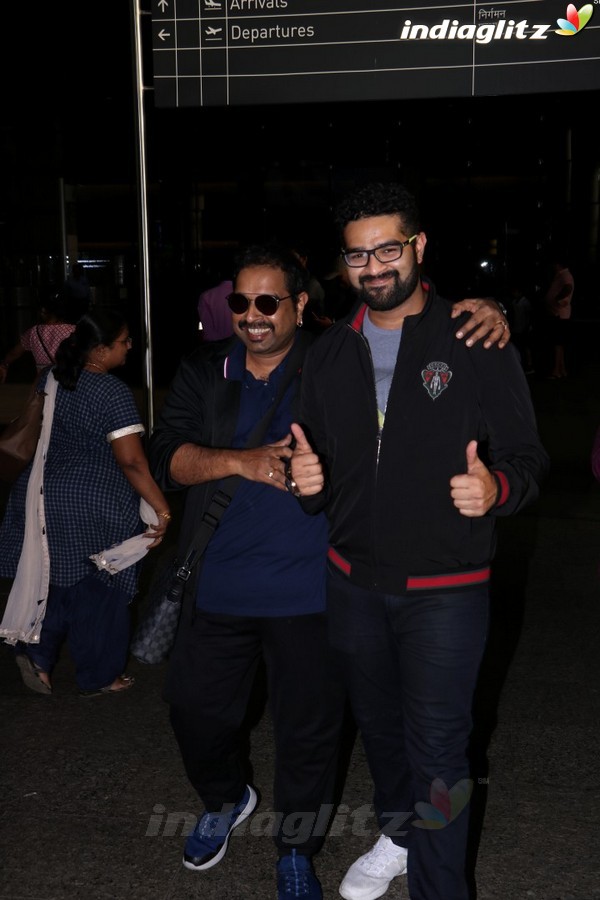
[349,323,381,586]
[351,324,381,466]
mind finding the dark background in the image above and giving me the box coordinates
[1,1,598,386]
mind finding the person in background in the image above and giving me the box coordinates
[196,249,237,342]
[543,255,574,379]
[320,254,355,325]
[197,277,234,342]
[0,289,74,383]
[507,280,534,374]
[63,262,92,320]
[0,308,171,696]
[148,234,511,899]
[289,181,549,900]
[290,241,328,332]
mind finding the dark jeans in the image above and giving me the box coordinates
[327,565,489,900]
[168,609,346,856]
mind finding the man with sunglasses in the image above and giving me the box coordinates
[149,239,512,899]
[288,183,549,900]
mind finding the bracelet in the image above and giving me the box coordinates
[284,462,302,498]
[158,511,172,521]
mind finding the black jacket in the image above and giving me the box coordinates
[149,331,315,561]
[299,280,550,595]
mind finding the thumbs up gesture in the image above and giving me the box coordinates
[289,423,325,497]
[449,440,498,517]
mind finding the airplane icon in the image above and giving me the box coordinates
[205,0,221,9]
[205,26,223,37]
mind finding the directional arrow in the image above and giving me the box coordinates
[158,0,169,11]
[158,29,171,41]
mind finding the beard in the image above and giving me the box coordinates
[355,259,420,312]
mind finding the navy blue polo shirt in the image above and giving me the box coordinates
[195,339,329,617]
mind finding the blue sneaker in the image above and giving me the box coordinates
[183,784,257,871]
[277,849,323,899]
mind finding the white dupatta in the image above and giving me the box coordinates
[89,498,158,574]
[0,370,57,645]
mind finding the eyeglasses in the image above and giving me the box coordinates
[115,336,132,346]
[227,293,293,316]
[341,235,418,268]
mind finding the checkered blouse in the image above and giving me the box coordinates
[0,370,145,598]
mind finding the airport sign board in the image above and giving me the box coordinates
[151,0,600,107]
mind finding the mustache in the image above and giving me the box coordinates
[359,270,398,286]
[238,319,274,330]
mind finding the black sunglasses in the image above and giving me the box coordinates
[227,292,293,316]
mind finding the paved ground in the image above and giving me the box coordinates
[1,345,600,899]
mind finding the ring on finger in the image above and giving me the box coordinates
[268,470,274,478]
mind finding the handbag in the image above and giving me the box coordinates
[130,488,236,664]
[130,338,305,665]
[129,548,184,665]
[0,381,45,483]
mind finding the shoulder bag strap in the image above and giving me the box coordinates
[36,327,54,364]
[170,336,306,594]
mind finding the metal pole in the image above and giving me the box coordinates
[131,0,154,432]
[58,177,68,280]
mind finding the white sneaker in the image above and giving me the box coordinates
[339,834,408,900]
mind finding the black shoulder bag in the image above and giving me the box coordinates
[130,339,304,665]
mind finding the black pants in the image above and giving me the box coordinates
[168,609,346,856]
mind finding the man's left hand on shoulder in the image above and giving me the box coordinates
[451,298,510,349]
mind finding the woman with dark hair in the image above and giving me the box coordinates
[0,289,75,383]
[0,308,171,696]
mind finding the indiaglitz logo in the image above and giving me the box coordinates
[412,778,473,830]
[399,3,594,43]
[555,3,594,34]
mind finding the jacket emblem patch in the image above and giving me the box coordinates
[422,361,452,400]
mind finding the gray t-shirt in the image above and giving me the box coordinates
[362,311,402,429]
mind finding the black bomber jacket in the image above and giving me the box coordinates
[299,280,550,595]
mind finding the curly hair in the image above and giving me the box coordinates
[334,182,421,242]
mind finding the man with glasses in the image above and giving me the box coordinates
[288,183,549,900]
[149,240,511,899]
